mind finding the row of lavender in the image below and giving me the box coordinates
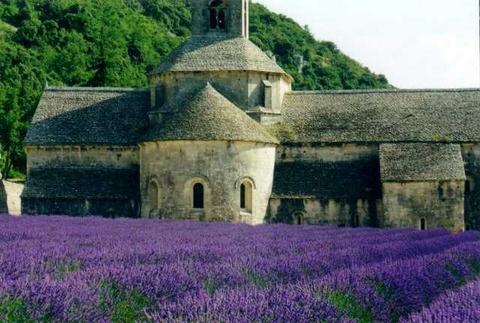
[406,277,480,323]
[0,215,478,322]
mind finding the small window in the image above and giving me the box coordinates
[218,9,226,29]
[420,218,427,231]
[155,84,165,108]
[240,181,253,213]
[148,181,159,211]
[466,180,471,194]
[209,0,226,31]
[438,182,449,201]
[209,8,217,29]
[240,184,246,209]
[293,212,304,225]
[193,183,204,209]
[353,214,360,227]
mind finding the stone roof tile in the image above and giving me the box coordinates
[152,35,288,77]
[276,89,480,143]
[143,83,278,144]
[25,88,150,146]
[380,143,466,182]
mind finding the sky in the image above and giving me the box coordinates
[254,0,479,89]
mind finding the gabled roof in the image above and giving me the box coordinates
[380,143,466,182]
[22,168,139,199]
[25,88,150,146]
[274,89,480,144]
[151,35,288,77]
[144,83,278,144]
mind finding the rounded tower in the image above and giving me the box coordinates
[140,0,291,224]
[148,0,293,118]
[140,83,278,224]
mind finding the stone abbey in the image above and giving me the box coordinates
[22,0,480,231]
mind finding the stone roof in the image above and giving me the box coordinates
[272,158,381,199]
[25,88,150,146]
[151,35,288,77]
[380,143,466,182]
[143,83,278,144]
[276,89,480,144]
[22,168,139,199]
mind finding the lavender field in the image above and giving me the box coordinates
[0,216,479,322]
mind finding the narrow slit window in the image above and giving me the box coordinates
[148,181,159,211]
[240,181,253,213]
[209,0,226,31]
[353,214,360,227]
[218,9,226,29]
[193,183,204,209]
[209,8,217,29]
[240,184,246,209]
[420,218,427,231]
[294,212,304,225]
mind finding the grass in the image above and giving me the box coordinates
[326,291,373,323]
[244,270,271,289]
[98,281,152,323]
[0,297,40,323]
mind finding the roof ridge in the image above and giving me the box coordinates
[45,87,147,92]
[150,35,290,78]
[289,88,480,95]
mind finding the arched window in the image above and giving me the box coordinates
[218,8,226,29]
[148,181,159,211]
[240,181,253,213]
[438,182,448,201]
[209,0,226,31]
[353,214,360,227]
[193,183,204,209]
[420,218,427,231]
[466,177,474,194]
[293,212,304,225]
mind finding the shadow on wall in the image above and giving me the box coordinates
[0,181,7,212]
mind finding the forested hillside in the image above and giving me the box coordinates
[0,0,390,177]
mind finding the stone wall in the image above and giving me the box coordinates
[23,145,140,217]
[140,140,276,224]
[0,180,24,216]
[269,198,381,227]
[151,71,291,112]
[26,146,138,169]
[268,144,382,226]
[22,198,138,218]
[383,181,465,231]
[22,197,138,218]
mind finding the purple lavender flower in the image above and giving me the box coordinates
[404,278,480,323]
[0,214,478,322]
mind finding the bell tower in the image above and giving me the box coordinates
[191,0,249,38]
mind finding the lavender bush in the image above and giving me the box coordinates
[404,277,480,323]
[0,215,478,322]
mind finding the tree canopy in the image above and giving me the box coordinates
[0,0,390,178]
